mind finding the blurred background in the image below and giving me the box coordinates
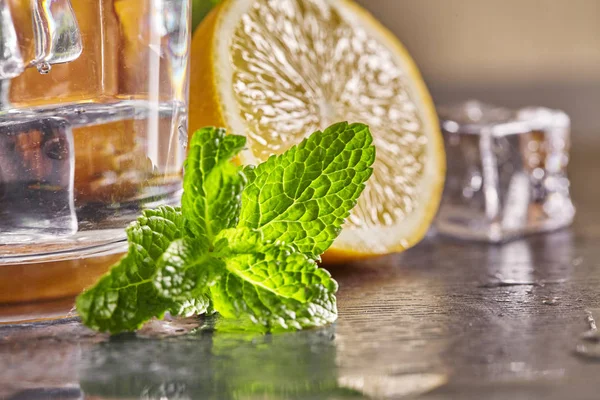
[355,0,600,141]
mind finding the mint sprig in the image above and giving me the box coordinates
[76,122,375,334]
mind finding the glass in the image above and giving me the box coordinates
[435,101,575,242]
[0,0,190,320]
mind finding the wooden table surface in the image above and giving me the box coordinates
[1,143,599,400]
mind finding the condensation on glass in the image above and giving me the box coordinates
[0,0,190,312]
[435,101,575,243]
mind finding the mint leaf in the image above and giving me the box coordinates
[76,206,184,333]
[209,228,338,331]
[170,296,211,318]
[238,122,375,258]
[182,127,246,243]
[153,237,223,301]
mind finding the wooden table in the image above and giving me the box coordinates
[1,144,599,400]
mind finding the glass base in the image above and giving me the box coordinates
[0,191,182,323]
[0,247,126,324]
[0,298,79,325]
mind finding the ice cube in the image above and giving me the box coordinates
[31,0,83,66]
[8,0,118,106]
[0,117,77,243]
[435,101,574,242]
[0,1,24,79]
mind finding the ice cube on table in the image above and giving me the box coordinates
[0,117,77,243]
[435,101,574,242]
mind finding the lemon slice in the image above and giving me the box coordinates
[190,0,445,261]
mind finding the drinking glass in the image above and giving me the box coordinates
[0,0,190,321]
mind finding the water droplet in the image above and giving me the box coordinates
[586,311,597,330]
[542,297,560,306]
[36,62,51,74]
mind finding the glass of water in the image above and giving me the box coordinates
[0,0,190,319]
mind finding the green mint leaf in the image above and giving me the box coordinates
[238,122,375,258]
[170,295,211,318]
[76,206,184,333]
[209,228,338,331]
[153,237,223,302]
[182,127,247,243]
